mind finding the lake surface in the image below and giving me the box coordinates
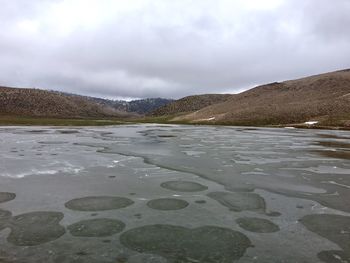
[0,125,349,263]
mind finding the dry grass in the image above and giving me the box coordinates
[0,86,121,118]
[174,69,350,128]
[150,94,231,116]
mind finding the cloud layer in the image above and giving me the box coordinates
[1,0,349,99]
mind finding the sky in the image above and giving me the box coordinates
[0,0,349,100]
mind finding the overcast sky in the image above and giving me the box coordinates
[0,0,349,99]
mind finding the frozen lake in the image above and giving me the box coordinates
[0,125,349,262]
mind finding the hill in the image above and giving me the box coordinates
[2,69,350,128]
[0,86,124,119]
[172,69,350,128]
[150,94,231,116]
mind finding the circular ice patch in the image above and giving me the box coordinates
[8,211,65,246]
[68,218,125,237]
[236,217,280,233]
[120,224,251,262]
[65,196,134,211]
[147,198,189,211]
[0,192,16,203]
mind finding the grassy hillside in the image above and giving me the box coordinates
[0,86,126,118]
[173,69,350,128]
[150,94,231,116]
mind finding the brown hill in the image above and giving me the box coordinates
[173,69,350,127]
[150,94,231,116]
[0,86,124,118]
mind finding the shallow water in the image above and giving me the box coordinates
[0,125,349,262]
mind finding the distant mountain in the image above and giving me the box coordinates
[128,98,174,114]
[172,69,350,127]
[87,97,174,114]
[0,87,129,118]
[150,94,231,116]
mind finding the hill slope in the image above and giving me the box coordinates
[0,86,123,118]
[150,94,231,116]
[173,69,350,127]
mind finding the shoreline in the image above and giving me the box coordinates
[1,116,350,131]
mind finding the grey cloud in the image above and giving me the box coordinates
[0,0,349,99]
